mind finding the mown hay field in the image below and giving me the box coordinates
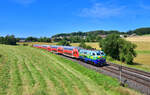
[126,35,150,42]
[71,43,101,50]
[0,45,141,95]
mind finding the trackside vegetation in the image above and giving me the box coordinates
[79,41,93,49]
[57,39,71,46]
[0,45,141,95]
[100,34,137,64]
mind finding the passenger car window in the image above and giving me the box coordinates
[84,52,87,54]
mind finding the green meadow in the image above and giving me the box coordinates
[0,45,141,95]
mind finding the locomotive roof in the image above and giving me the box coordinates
[79,49,104,53]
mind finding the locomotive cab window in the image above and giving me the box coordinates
[100,52,104,55]
[97,53,100,55]
[92,53,96,56]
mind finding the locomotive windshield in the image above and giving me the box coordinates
[96,51,105,56]
[100,52,104,55]
[97,53,100,55]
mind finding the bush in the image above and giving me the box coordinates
[25,37,38,42]
[79,41,86,48]
[23,43,28,46]
[79,41,93,49]
[38,37,51,43]
[100,33,137,64]
[86,45,93,49]
[57,40,71,46]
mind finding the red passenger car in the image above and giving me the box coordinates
[33,45,40,48]
[57,46,63,54]
[41,45,49,50]
[51,46,59,53]
[47,45,51,52]
[63,46,79,58]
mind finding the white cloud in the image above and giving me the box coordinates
[80,3,125,18]
[11,0,36,5]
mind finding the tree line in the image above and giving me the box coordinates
[25,37,51,43]
[53,36,102,43]
[127,28,150,35]
[0,35,18,45]
[52,27,150,42]
[0,36,52,45]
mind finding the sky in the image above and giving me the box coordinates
[0,0,150,37]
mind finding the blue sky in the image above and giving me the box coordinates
[0,0,150,37]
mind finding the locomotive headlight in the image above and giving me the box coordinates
[98,56,101,58]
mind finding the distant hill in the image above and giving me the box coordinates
[127,27,150,35]
[52,30,122,38]
[52,27,150,38]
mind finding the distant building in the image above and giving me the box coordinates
[120,35,124,38]
[130,33,137,37]
[99,35,107,38]
[19,40,25,42]
[83,36,86,39]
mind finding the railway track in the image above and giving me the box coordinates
[59,54,150,95]
[109,63,150,78]
[101,64,150,95]
[102,65,150,87]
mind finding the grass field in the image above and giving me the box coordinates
[0,45,141,95]
[17,35,150,72]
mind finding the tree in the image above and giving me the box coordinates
[79,41,93,49]
[119,39,137,64]
[16,38,21,42]
[25,37,38,42]
[0,35,17,45]
[86,45,93,49]
[100,33,137,64]
[0,36,4,44]
[53,37,62,42]
[96,36,102,42]
[38,37,51,42]
[57,40,71,46]
[79,41,86,48]
[100,34,121,60]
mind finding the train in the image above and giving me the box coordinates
[33,44,106,66]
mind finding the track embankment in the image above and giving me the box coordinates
[60,55,150,95]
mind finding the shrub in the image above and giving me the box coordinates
[57,40,71,46]
[79,41,93,49]
[79,41,86,48]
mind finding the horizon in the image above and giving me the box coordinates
[0,0,150,37]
